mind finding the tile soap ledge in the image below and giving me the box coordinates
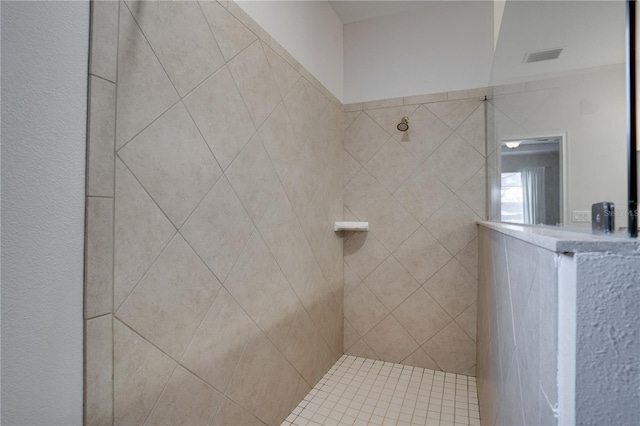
[334,221,369,232]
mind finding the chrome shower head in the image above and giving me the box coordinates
[397,117,409,132]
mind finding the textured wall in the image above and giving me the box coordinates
[85,2,343,425]
[1,1,88,423]
[477,226,559,426]
[342,90,486,375]
[574,252,640,425]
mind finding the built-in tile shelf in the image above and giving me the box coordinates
[334,221,369,232]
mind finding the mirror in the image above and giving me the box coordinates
[487,0,633,233]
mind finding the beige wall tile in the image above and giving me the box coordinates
[113,158,175,309]
[344,102,363,112]
[365,191,420,253]
[183,66,255,171]
[344,113,389,166]
[228,41,281,128]
[346,339,379,360]
[393,227,451,284]
[456,103,486,155]
[213,398,266,426]
[90,0,119,82]
[363,315,419,363]
[426,197,481,255]
[116,5,178,149]
[393,287,451,345]
[85,315,112,426]
[199,0,257,62]
[426,99,482,131]
[279,226,316,296]
[364,139,420,193]
[455,302,478,342]
[91,0,344,421]
[344,319,360,351]
[456,237,479,279]
[402,347,440,371]
[119,102,222,227]
[127,0,224,96]
[86,197,113,318]
[344,283,389,337]
[344,231,389,281]
[365,256,419,312]
[225,330,301,425]
[224,231,289,323]
[424,259,477,319]
[447,87,488,101]
[259,102,303,181]
[283,77,329,143]
[181,288,257,392]
[344,111,361,130]
[227,0,271,44]
[145,366,222,426]
[365,105,419,137]
[344,168,389,222]
[395,106,452,162]
[457,166,487,219]
[269,38,302,74]
[113,320,175,426]
[393,165,454,224]
[263,43,301,99]
[180,176,255,282]
[226,133,280,223]
[362,97,403,110]
[282,137,322,218]
[423,321,476,374]
[88,77,115,197]
[424,133,484,193]
[117,235,221,359]
[344,261,361,297]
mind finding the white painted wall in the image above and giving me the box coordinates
[343,1,493,103]
[236,0,344,101]
[1,1,88,423]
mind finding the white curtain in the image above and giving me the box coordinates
[521,167,546,225]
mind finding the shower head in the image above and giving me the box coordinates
[397,117,409,132]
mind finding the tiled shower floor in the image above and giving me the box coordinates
[283,355,479,426]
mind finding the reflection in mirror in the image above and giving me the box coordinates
[499,137,562,226]
[487,0,629,232]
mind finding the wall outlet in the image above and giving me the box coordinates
[572,210,591,222]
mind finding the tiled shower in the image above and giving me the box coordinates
[342,96,484,375]
[85,1,485,425]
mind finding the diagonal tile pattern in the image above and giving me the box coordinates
[126,0,225,97]
[89,1,489,424]
[344,94,485,376]
[90,2,344,425]
[115,4,178,149]
[118,102,222,228]
[183,66,255,171]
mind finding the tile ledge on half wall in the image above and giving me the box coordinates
[477,221,640,254]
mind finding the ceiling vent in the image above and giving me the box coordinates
[523,48,563,64]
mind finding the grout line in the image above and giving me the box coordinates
[110,3,121,424]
